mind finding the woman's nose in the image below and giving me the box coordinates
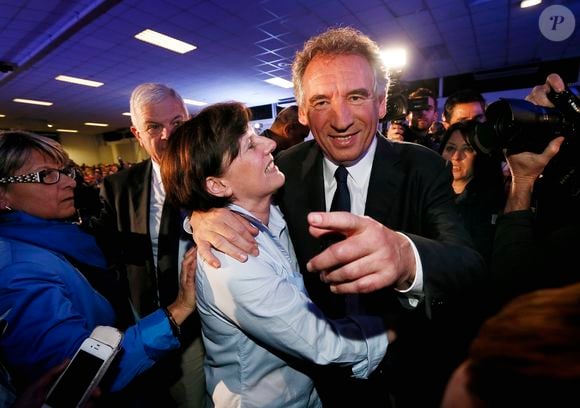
[452,150,464,160]
[258,135,276,154]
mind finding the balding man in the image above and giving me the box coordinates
[262,105,310,155]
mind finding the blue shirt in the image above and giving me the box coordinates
[197,204,388,407]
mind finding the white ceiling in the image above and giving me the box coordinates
[1,0,579,137]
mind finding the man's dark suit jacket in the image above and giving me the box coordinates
[96,159,201,406]
[98,160,165,317]
[275,135,486,407]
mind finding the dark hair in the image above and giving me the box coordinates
[443,89,486,122]
[439,121,505,205]
[161,102,251,211]
[465,282,580,406]
[409,87,437,110]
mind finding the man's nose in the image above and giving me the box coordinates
[160,126,171,140]
[331,100,354,130]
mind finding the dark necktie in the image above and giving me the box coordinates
[330,165,350,212]
[328,166,360,316]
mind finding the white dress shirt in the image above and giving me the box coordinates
[149,160,165,271]
[322,136,424,304]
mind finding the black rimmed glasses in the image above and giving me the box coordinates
[0,167,77,185]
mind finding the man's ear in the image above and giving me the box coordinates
[378,93,387,119]
[130,126,145,147]
[283,123,293,137]
[205,176,232,198]
[298,106,309,127]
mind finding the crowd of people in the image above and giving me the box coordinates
[0,25,578,408]
[77,162,128,188]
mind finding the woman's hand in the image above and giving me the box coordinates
[167,246,197,325]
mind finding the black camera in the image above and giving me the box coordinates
[469,87,579,156]
[385,73,431,123]
[386,95,431,123]
[469,86,580,203]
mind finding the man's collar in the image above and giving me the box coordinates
[323,135,377,180]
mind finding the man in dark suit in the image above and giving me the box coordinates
[97,83,205,407]
[191,27,485,407]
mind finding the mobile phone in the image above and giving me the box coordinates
[43,326,123,408]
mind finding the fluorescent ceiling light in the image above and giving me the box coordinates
[122,112,131,116]
[521,0,541,8]
[0,114,5,118]
[55,75,104,87]
[13,98,53,106]
[381,48,407,70]
[84,122,109,127]
[47,124,53,128]
[135,29,197,54]
[57,129,78,133]
[265,77,293,89]
[184,98,207,106]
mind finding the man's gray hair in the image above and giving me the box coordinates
[129,83,188,126]
[292,26,388,106]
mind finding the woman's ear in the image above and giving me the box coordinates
[0,188,11,210]
[205,176,232,198]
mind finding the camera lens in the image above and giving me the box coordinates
[485,99,567,154]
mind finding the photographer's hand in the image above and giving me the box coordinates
[504,136,564,213]
[525,73,565,107]
[504,73,568,213]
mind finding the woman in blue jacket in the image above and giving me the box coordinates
[0,130,196,397]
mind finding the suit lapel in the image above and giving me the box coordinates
[130,160,152,235]
[365,135,404,227]
[301,143,326,213]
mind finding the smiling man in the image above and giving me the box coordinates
[192,27,486,407]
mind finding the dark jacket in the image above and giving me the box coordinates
[275,135,486,407]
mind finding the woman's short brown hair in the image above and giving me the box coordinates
[161,102,251,211]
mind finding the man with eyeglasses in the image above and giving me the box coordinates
[93,83,206,407]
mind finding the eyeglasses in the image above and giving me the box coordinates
[144,120,184,137]
[0,167,77,185]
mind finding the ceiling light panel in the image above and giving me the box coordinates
[184,98,207,106]
[55,75,104,87]
[521,0,541,8]
[13,98,53,106]
[134,29,197,54]
[264,77,293,88]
